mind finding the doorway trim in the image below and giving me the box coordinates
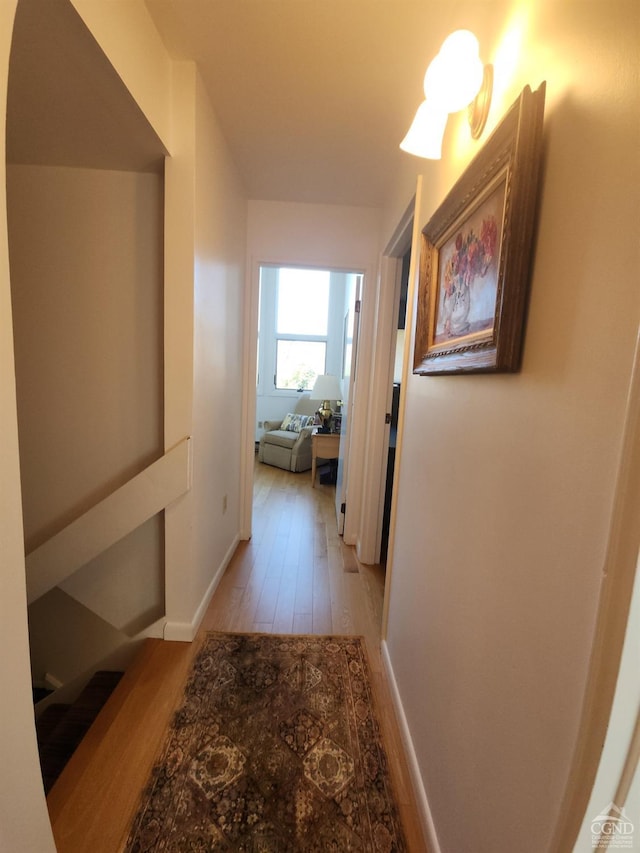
[239,255,376,547]
[380,179,424,635]
[355,196,418,566]
[550,326,640,851]
[239,256,261,541]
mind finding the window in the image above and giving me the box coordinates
[275,341,325,390]
[274,268,330,390]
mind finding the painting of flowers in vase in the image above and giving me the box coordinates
[413,83,546,375]
[434,181,505,346]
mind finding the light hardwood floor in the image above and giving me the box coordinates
[202,457,386,641]
[47,458,426,851]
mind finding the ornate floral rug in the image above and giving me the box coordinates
[125,632,407,852]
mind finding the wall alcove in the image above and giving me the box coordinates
[6,0,169,686]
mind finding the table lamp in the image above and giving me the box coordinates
[311,374,343,433]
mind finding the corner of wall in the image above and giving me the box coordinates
[163,534,239,642]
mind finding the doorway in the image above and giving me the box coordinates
[354,194,418,570]
[380,247,410,563]
[254,264,361,528]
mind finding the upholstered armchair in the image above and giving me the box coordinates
[258,397,317,472]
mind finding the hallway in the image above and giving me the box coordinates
[203,458,387,642]
[201,459,425,848]
[47,459,426,851]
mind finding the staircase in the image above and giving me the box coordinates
[46,639,194,853]
[36,670,123,793]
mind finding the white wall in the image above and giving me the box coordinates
[7,165,165,634]
[189,69,246,630]
[382,2,640,851]
[70,0,172,151]
[162,60,197,637]
[58,13,248,640]
[0,4,247,846]
[162,63,249,641]
[0,1,56,849]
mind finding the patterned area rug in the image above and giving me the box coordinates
[125,632,407,852]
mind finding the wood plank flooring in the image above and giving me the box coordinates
[202,459,386,643]
[47,458,426,851]
[47,639,194,853]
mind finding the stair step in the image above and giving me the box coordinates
[37,670,124,794]
[68,670,123,713]
[36,703,69,748]
[47,639,194,853]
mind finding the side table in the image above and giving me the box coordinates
[311,432,340,487]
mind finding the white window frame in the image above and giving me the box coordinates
[273,270,329,390]
[257,265,352,402]
[274,338,327,391]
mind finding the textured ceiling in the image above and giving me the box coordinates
[144,0,471,207]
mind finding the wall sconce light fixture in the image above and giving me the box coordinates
[400,30,493,159]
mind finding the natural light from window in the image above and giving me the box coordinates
[277,268,330,335]
[275,268,330,390]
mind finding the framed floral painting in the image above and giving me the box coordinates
[413,83,546,375]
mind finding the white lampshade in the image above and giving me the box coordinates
[423,29,484,114]
[399,100,448,159]
[311,374,343,401]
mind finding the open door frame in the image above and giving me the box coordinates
[240,257,377,548]
[355,192,419,566]
[335,275,362,534]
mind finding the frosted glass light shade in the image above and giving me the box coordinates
[399,100,448,159]
[311,374,343,401]
[400,30,490,160]
[423,29,484,113]
[440,29,480,61]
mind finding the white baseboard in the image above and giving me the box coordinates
[381,639,441,853]
[164,535,240,642]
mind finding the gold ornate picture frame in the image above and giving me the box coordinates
[413,83,546,375]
